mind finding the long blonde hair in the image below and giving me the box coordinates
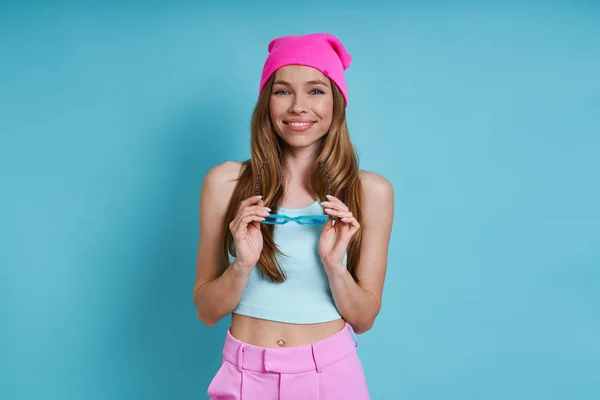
[223,74,363,283]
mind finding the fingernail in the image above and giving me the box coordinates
[257,195,263,198]
[265,207,271,211]
[326,194,332,198]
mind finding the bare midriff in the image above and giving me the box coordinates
[230,314,346,348]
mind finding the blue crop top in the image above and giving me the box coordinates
[231,200,344,324]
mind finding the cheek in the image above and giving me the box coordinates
[315,98,334,123]
[269,98,287,121]
[269,101,276,119]
[269,103,280,128]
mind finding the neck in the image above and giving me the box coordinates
[281,144,320,194]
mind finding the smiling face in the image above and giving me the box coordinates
[269,65,334,150]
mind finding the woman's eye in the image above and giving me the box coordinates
[273,89,324,95]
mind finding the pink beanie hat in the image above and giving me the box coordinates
[258,33,353,107]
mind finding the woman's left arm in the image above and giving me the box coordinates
[324,172,394,334]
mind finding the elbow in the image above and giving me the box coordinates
[350,307,380,334]
[352,293,381,334]
[197,312,218,328]
[195,303,220,327]
[192,285,219,328]
[352,318,375,335]
[349,312,376,334]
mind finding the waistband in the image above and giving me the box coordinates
[222,323,359,374]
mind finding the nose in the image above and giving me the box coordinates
[289,93,309,114]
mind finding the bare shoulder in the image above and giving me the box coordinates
[204,160,244,187]
[202,161,245,199]
[359,170,394,203]
[358,170,394,225]
[200,161,245,219]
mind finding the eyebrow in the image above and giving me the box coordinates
[273,79,330,87]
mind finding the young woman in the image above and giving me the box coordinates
[193,33,394,399]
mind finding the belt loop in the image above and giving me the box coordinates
[348,324,359,348]
[311,344,322,373]
[237,345,245,372]
[263,348,270,372]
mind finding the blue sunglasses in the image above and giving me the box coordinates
[262,214,329,226]
[255,161,331,226]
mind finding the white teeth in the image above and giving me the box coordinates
[288,122,312,126]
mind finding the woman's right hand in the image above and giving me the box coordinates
[229,195,271,270]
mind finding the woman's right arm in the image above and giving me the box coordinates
[192,162,266,327]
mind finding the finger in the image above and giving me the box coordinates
[231,203,262,227]
[321,201,342,211]
[242,195,263,207]
[321,216,334,232]
[340,217,360,230]
[255,199,269,215]
[238,195,264,213]
[323,208,353,219]
[236,215,266,233]
[231,203,270,234]
[250,220,261,230]
[325,194,343,204]
[323,195,349,211]
[242,213,266,222]
[242,205,271,218]
[242,204,271,213]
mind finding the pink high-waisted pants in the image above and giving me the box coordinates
[207,323,370,399]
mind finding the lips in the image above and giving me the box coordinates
[284,120,316,125]
[283,120,316,132]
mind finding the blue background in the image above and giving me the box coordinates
[1,1,598,399]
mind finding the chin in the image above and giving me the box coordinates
[280,133,327,149]
[279,126,328,142]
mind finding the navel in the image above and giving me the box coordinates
[276,339,285,347]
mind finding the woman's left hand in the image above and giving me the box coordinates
[318,195,360,273]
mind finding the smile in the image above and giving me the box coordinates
[284,121,316,132]
[284,121,315,126]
